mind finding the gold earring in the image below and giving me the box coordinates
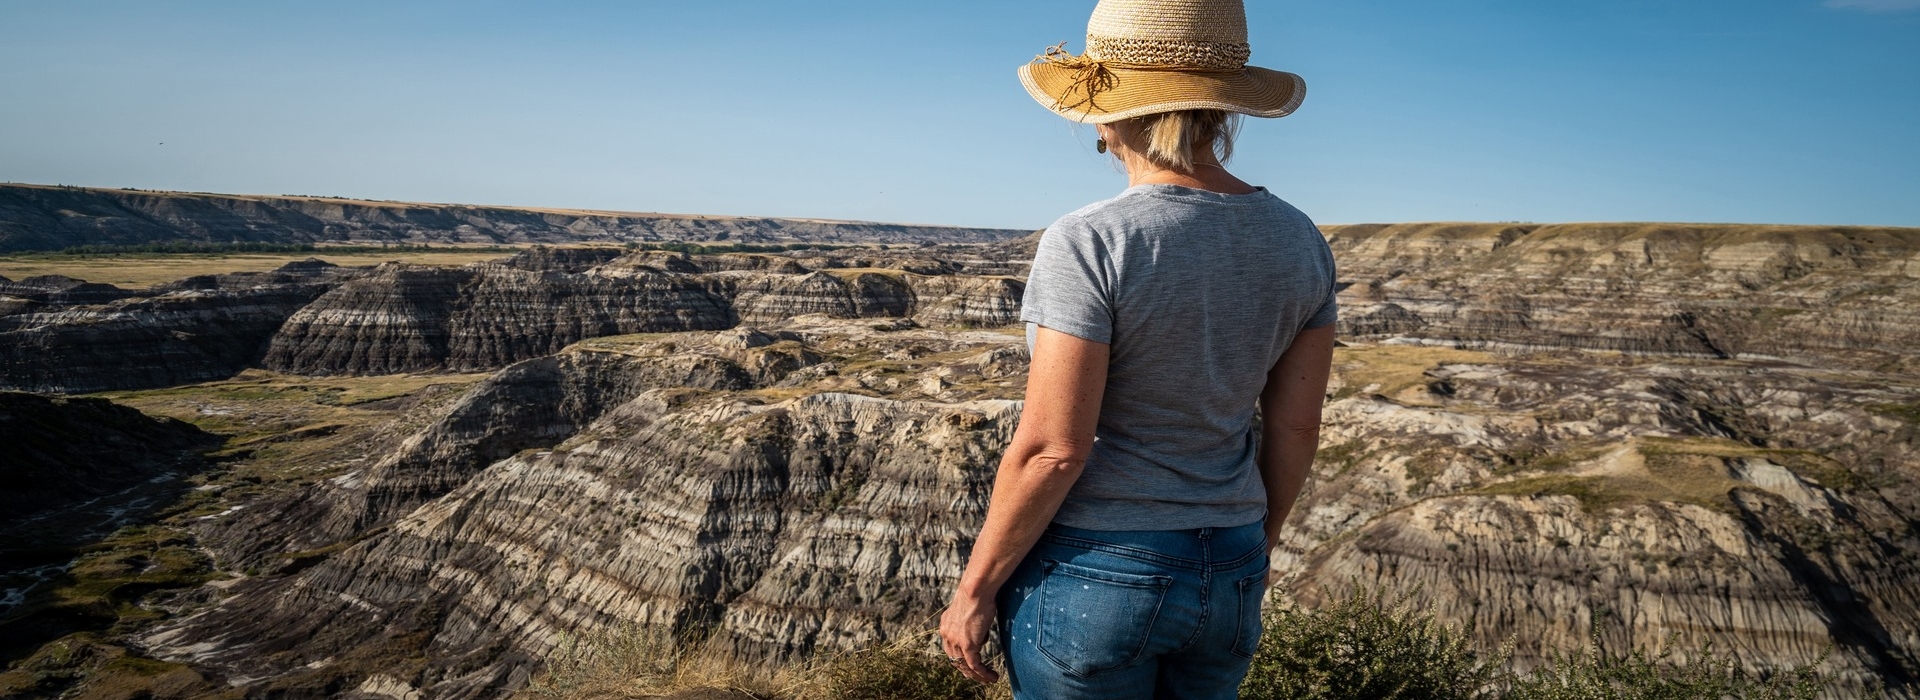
[1096,138,1108,154]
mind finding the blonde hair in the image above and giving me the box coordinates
[1110,109,1242,172]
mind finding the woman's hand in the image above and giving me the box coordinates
[939,590,1001,683]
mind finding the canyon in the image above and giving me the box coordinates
[1,217,1917,698]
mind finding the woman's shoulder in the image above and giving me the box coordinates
[1045,188,1179,239]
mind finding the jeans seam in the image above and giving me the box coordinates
[1230,560,1270,659]
[1040,533,1208,570]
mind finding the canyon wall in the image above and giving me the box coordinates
[4,220,1919,697]
[1321,222,1920,373]
[0,184,1029,252]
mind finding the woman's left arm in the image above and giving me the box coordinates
[939,325,1109,684]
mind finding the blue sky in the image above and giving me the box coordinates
[1,1,1916,229]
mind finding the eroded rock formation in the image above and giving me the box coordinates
[1323,223,1920,373]
[7,222,1920,698]
[0,260,356,393]
[0,184,1028,252]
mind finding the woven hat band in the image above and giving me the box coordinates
[1085,34,1250,70]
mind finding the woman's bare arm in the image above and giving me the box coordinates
[1258,323,1335,560]
[939,325,1109,683]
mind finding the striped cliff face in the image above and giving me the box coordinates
[5,225,1918,697]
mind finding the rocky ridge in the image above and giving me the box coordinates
[0,245,1028,393]
[1322,222,1920,373]
[0,184,1029,252]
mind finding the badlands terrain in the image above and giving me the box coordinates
[1,211,1917,698]
[0,184,1029,253]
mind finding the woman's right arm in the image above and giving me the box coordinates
[1257,323,1335,566]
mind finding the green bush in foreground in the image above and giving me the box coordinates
[820,632,998,700]
[1240,584,1504,700]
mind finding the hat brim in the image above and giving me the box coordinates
[1018,62,1305,124]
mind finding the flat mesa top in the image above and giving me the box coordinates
[0,183,999,230]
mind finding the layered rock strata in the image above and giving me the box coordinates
[150,319,1029,697]
[0,261,355,393]
[260,254,1024,375]
[143,318,1920,698]
[14,224,1920,698]
[1271,352,1920,691]
[1322,223,1920,372]
[0,184,1028,252]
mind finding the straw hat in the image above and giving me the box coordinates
[1017,0,1304,124]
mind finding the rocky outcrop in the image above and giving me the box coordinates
[0,246,1026,392]
[1322,223,1920,372]
[0,184,1029,252]
[441,265,736,371]
[1269,351,1920,691]
[149,319,1027,697]
[262,263,477,375]
[198,343,764,566]
[259,256,1025,376]
[0,261,351,393]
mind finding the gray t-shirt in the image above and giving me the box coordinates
[1021,183,1338,531]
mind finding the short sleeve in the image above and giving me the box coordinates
[1303,283,1338,329]
[1019,215,1114,344]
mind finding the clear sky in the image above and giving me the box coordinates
[2,1,1916,229]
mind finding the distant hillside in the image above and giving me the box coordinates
[0,184,1030,252]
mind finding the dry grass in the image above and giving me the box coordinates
[524,625,799,699]
[522,626,1006,700]
[1332,344,1496,400]
[1474,437,1806,513]
[0,249,520,288]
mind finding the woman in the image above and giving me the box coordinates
[937,1,1337,698]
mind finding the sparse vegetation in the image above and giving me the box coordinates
[633,241,864,255]
[0,248,521,287]
[1330,345,1496,402]
[522,585,1831,700]
[1476,475,1630,513]
[1867,401,1920,425]
[521,624,998,700]
[1504,637,1828,700]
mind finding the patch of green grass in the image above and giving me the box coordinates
[1477,476,1632,513]
[1499,444,1604,476]
[1867,401,1920,425]
[1317,439,1368,477]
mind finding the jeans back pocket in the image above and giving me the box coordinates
[1035,559,1172,678]
[1231,568,1269,659]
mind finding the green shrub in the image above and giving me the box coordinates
[1505,638,1829,700]
[1239,584,1505,700]
[820,632,996,700]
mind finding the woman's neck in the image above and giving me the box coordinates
[1122,155,1258,195]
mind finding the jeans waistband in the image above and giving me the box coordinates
[1038,516,1267,572]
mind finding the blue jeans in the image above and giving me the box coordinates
[996,517,1270,700]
